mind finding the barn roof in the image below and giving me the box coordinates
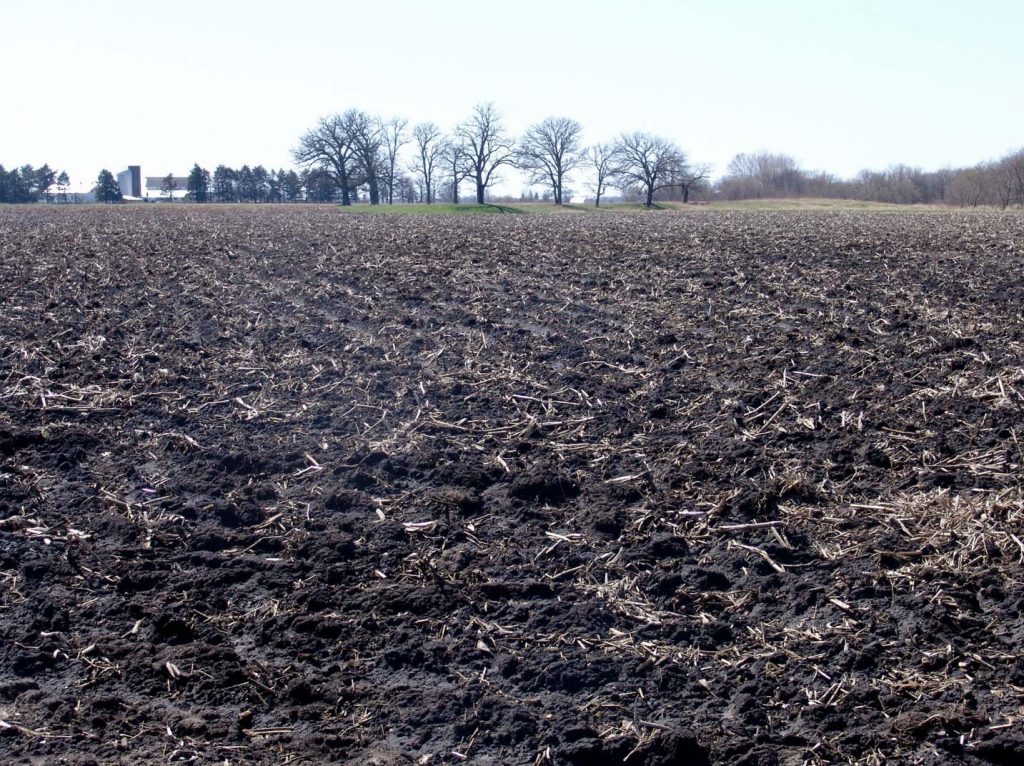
[145,176,189,191]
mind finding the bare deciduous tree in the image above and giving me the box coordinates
[950,167,984,207]
[990,161,1017,209]
[612,132,685,207]
[440,139,471,204]
[380,117,408,205]
[723,152,805,199]
[396,175,418,203]
[457,103,516,204]
[293,111,365,206]
[675,162,711,203]
[516,117,583,205]
[1006,149,1024,205]
[585,143,615,207]
[348,111,384,205]
[410,122,444,204]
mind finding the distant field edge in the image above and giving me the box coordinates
[335,202,529,215]
[333,198,1018,214]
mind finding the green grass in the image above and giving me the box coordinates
[594,202,675,212]
[337,202,528,215]
[337,202,617,215]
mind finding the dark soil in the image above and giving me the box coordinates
[2,205,1024,765]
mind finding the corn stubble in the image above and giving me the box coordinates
[1,205,1023,765]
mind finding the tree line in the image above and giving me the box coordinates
[717,149,1024,208]
[85,105,706,208]
[293,104,1024,209]
[0,164,69,203]
[290,103,712,208]
[7,102,1024,207]
[185,165,307,203]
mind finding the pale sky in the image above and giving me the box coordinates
[2,0,1022,193]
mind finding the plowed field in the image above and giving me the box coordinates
[2,206,1024,765]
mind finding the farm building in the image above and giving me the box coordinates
[41,179,96,203]
[117,166,190,200]
[117,166,142,198]
[145,174,189,200]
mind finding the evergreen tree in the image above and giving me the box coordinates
[252,166,269,202]
[238,165,255,202]
[186,163,211,202]
[56,171,70,203]
[302,168,336,202]
[212,165,236,202]
[35,164,57,202]
[95,169,122,203]
[282,170,303,202]
[13,165,35,203]
[0,164,65,203]
[267,169,282,202]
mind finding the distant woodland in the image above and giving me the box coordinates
[4,103,1023,207]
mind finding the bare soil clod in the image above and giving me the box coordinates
[1,206,1024,764]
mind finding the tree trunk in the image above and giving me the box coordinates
[646,186,654,207]
[595,191,601,208]
[476,176,485,204]
[682,185,690,203]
